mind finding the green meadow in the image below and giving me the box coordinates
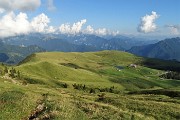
[0,51,180,120]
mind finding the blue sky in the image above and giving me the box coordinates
[31,0,180,36]
[0,0,180,38]
[44,0,180,25]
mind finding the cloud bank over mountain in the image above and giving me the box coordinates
[0,0,121,37]
[59,20,119,36]
[0,11,119,37]
[0,0,179,38]
[59,19,87,34]
[0,12,54,37]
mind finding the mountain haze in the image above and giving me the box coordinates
[2,33,157,52]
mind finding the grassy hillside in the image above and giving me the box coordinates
[0,51,180,120]
[17,51,180,90]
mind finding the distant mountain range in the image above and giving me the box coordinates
[2,33,157,52]
[1,33,180,64]
[128,37,180,61]
[0,41,45,64]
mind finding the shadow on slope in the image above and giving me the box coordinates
[141,58,180,72]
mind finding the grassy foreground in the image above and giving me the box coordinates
[0,50,180,120]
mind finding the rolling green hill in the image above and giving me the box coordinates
[0,51,180,120]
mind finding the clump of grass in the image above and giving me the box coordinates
[23,77,46,85]
[89,88,96,94]
[72,83,119,94]
[0,90,25,103]
[72,83,86,90]
[97,93,106,101]
[53,81,68,88]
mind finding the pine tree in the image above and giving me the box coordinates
[9,68,15,78]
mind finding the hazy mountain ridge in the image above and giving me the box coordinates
[2,33,158,52]
[2,33,180,63]
[0,41,45,64]
[1,33,159,64]
[128,37,180,61]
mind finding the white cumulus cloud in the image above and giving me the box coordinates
[47,26,56,33]
[94,28,119,36]
[84,25,94,34]
[0,12,54,37]
[95,28,108,36]
[72,19,87,34]
[0,11,120,37]
[59,23,71,34]
[0,0,41,12]
[0,12,31,37]
[138,11,159,33]
[59,19,87,34]
[59,20,119,36]
[31,13,50,33]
